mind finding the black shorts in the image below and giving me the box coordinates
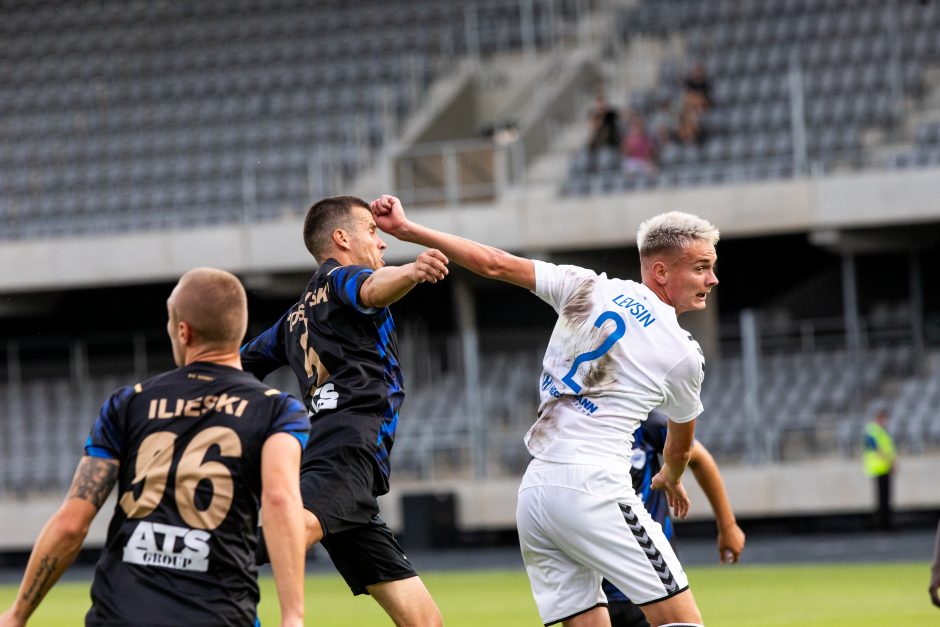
[299,444,416,594]
[607,600,650,627]
[300,443,382,535]
[320,513,417,595]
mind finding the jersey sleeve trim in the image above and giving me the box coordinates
[84,435,118,459]
[285,431,310,449]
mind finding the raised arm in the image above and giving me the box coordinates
[358,248,449,309]
[0,456,118,626]
[371,195,535,290]
[261,433,306,627]
[688,441,745,564]
[651,418,695,519]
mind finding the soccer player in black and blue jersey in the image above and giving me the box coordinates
[240,195,448,625]
[0,268,309,627]
[605,410,746,627]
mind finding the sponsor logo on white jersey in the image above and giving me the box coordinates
[123,521,210,572]
[540,373,599,415]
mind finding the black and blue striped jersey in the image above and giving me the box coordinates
[240,258,404,493]
[83,361,309,626]
[604,410,674,604]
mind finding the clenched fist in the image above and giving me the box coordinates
[370,195,408,236]
[411,249,449,284]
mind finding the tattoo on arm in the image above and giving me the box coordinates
[21,555,60,611]
[67,457,119,509]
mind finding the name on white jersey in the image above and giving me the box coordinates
[611,294,656,328]
[123,521,210,572]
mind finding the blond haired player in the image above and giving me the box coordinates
[372,196,718,627]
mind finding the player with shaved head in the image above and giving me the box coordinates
[1,268,310,627]
[371,196,718,627]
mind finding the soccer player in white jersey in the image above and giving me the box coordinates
[371,196,718,627]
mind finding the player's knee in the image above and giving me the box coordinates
[656,623,704,626]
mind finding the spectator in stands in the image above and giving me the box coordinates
[863,410,896,530]
[621,113,657,176]
[676,107,705,146]
[683,61,711,114]
[605,411,745,627]
[588,89,621,153]
[648,97,676,149]
[931,518,940,608]
[0,268,309,627]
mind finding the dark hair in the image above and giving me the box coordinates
[302,195,369,262]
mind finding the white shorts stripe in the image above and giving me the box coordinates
[619,503,678,593]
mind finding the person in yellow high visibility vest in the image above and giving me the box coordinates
[863,410,896,530]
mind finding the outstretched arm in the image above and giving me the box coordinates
[371,195,535,290]
[651,418,696,519]
[358,248,449,309]
[0,456,118,626]
[688,441,746,564]
[261,433,306,627]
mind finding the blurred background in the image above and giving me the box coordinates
[0,0,939,562]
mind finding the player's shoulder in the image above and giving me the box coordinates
[534,259,599,283]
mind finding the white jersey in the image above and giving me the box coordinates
[525,260,704,470]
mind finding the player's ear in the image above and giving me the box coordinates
[332,227,350,251]
[178,321,193,346]
[651,259,669,285]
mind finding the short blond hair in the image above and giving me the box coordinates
[637,211,719,259]
[169,267,248,348]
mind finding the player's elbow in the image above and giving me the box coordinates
[478,248,516,281]
[49,511,91,547]
[262,485,300,515]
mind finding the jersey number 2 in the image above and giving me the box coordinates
[119,427,241,531]
[561,311,626,394]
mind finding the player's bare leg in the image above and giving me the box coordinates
[303,509,324,547]
[640,589,702,626]
[367,576,443,627]
[563,605,612,626]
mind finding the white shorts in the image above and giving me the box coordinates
[517,459,688,626]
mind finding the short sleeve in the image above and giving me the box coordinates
[658,353,704,423]
[532,260,598,313]
[328,265,378,314]
[240,311,291,380]
[267,392,312,450]
[84,386,135,459]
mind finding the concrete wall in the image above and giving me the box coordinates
[3,167,939,294]
[3,454,937,550]
[376,453,940,532]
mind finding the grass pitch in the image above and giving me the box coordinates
[0,562,934,626]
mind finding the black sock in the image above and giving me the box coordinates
[255,527,270,566]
